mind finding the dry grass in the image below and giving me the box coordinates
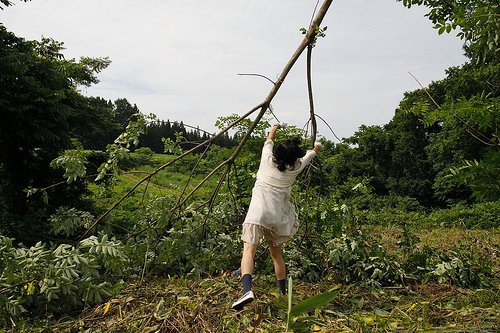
[40,275,499,332]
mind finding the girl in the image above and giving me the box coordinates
[232,123,322,310]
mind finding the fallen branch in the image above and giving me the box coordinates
[78,103,264,241]
[78,0,334,241]
[0,278,35,294]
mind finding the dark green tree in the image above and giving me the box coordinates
[114,98,140,128]
[341,125,392,196]
[70,97,121,150]
[0,25,110,243]
[385,110,437,206]
[397,0,500,203]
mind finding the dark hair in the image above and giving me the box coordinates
[273,137,306,172]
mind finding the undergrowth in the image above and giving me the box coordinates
[9,273,500,332]
[2,224,499,332]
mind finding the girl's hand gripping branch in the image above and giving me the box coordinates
[268,124,279,140]
[313,141,322,153]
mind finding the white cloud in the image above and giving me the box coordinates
[1,0,466,140]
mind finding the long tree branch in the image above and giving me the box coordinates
[171,159,229,211]
[306,43,317,191]
[174,142,212,210]
[78,103,264,241]
[307,44,318,145]
[228,0,333,163]
[78,0,334,241]
[170,0,334,213]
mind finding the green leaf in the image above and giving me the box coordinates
[289,291,339,317]
[288,321,313,331]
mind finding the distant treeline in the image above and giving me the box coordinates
[137,120,237,153]
[73,97,237,153]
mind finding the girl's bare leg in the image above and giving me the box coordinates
[241,242,257,276]
[269,242,286,280]
[232,242,257,310]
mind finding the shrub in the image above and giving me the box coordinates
[326,231,404,287]
[425,201,500,229]
[284,238,325,283]
[0,234,127,326]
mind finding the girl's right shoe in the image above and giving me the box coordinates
[231,290,254,310]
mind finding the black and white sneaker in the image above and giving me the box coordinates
[231,290,255,310]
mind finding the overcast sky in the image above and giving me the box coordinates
[1,0,467,141]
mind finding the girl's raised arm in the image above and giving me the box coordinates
[267,124,280,141]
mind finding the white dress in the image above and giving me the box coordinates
[243,139,316,236]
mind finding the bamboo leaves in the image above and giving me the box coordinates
[286,277,339,332]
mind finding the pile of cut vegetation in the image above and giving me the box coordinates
[11,226,500,332]
[17,274,499,332]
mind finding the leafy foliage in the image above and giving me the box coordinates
[398,0,500,64]
[95,113,153,181]
[285,277,339,332]
[0,235,124,325]
[49,207,94,237]
[425,200,500,228]
[50,139,90,184]
[0,24,110,242]
[446,149,500,202]
[326,230,405,287]
[162,131,184,155]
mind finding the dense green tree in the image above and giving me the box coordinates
[385,111,437,205]
[400,72,499,202]
[324,125,391,204]
[134,119,237,154]
[70,97,121,150]
[425,117,483,203]
[397,0,500,203]
[345,125,392,195]
[326,114,437,206]
[440,62,500,99]
[114,98,140,128]
[0,25,110,243]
